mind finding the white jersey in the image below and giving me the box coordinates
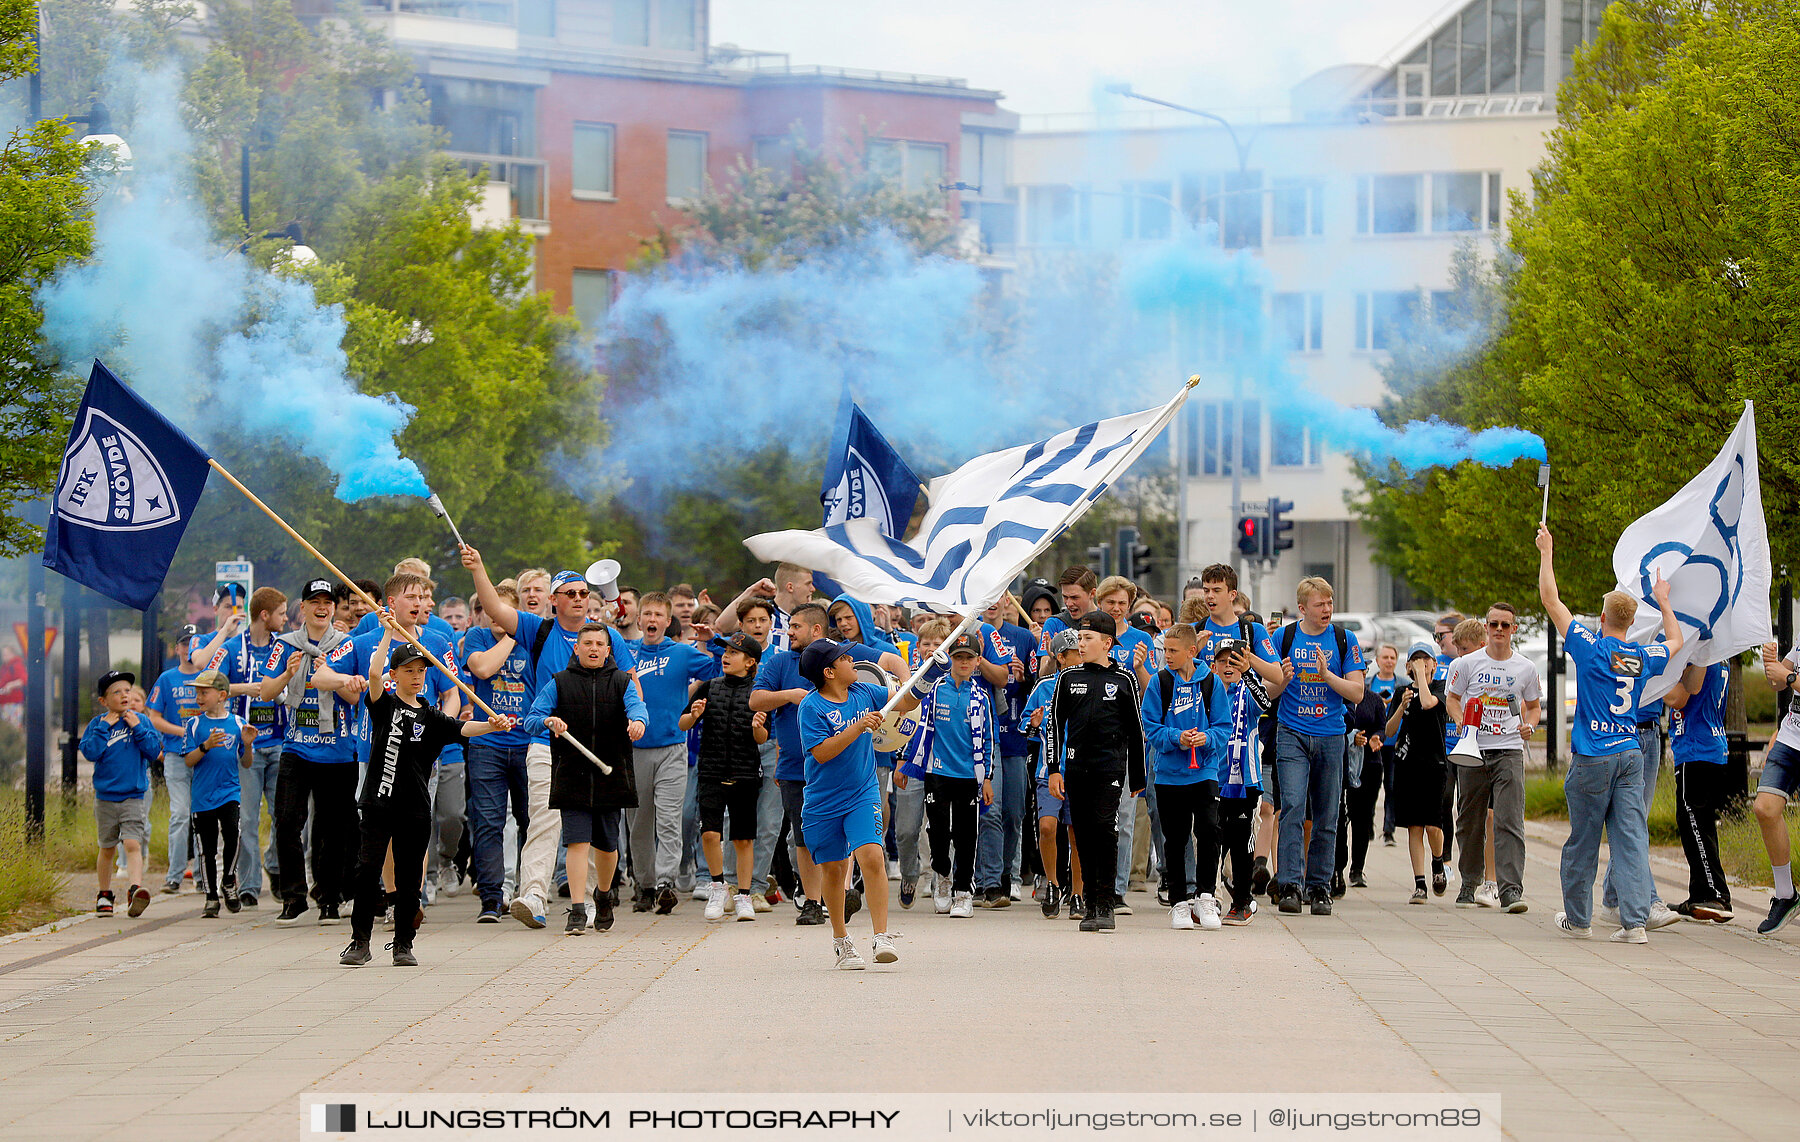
[1447,649,1541,752]
[1774,647,1800,752]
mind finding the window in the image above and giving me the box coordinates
[1271,417,1323,467]
[656,0,695,50]
[517,0,554,37]
[1028,186,1090,245]
[1181,171,1263,248]
[1429,171,1502,231]
[666,130,706,202]
[1355,291,1423,351]
[1489,0,1518,92]
[867,139,948,195]
[1122,180,1173,241]
[1189,401,1261,478]
[571,270,613,332]
[752,136,794,177]
[613,0,649,46]
[1273,293,1323,353]
[571,123,614,198]
[961,131,1008,194]
[1356,174,1422,234]
[1271,178,1323,238]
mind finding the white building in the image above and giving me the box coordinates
[1007,0,1613,612]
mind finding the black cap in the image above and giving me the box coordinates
[301,578,334,601]
[1076,611,1117,639]
[96,669,135,696]
[947,632,981,657]
[389,643,429,670]
[1129,611,1158,635]
[174,623,199,645]
[724,632,764,663]
[1211,637,1249,662]
[799,638,851,689]
[213,583,244,605]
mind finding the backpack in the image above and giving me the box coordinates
[1278,621,1349,668]
[1157,668,1216,720]
[527,617,556,675]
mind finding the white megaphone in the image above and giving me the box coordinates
[585,559,622,602]
[1450,725,1485,764]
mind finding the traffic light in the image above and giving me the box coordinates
[1268,498,1295,554]
[1236,515,1264,559]
[1086,543,1112,578]
[1116,526,1151,581]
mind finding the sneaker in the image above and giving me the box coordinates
[1169,901,1195,930]
[735,893,756,921]
[1067,893,1085,921]
[202,899,221,919]
[871,932,900,963]
[1309,891,1333,917]
[1501,889,1529,914]
[339,939,372,966]
[1277,886,1303,915]
[1610,926,1648,944]
[1348,870,1368,889]
[1688,900,1734,923]
[1156,877,1171,907]
[1250,856,1272,897]
[690,884,709,902]
[1554,912,1592,939]
[127,885,151,917]
[510,895,547,929]
[1475,881,1500,908]
[934,877,952,914]
[1647,900,1681,930]
[593,893,615,931]
[565,904,588,935]
[223,891,242,914]
[1194,894,1223,931]
[1382,832,1396,847]
[1432,870,1448,896]
[751,893,772,914]
[478,906,501,923]
[1094,898,1117,931]
[1454,883,1478,908]
[1409,887,1428,905]
[843,887,862,920]
[704,882,729,921]
[796,899,826,926]
[423,878,436,907]
[655,884,679,915]
[1010,883,1023,902]
[632,889,655,913]
[1758,894,1800,935]
[276,899,307,925]
[1223,902,1254,926]
[1079,905,1101,933]
[833,936,866,970]
[96,891,114,915]
[438,867,463,898]
[1330,871,1347,899]
[900,880,917,909]
[391,944,420,966]
[239,894,259,909]
[159,883,180,895]
[318,902,342,926]
[764,880,784,906]
[1595,903,1621,926]
[1113,898,1132,916]
[950,892,975,918]
[986,886,1011,909]
[1040,883,1061,918]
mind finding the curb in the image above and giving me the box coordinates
[0,909,99,947]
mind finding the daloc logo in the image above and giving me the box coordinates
[53,409,183,533]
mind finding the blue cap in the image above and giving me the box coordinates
[799,638,852,689]
[550,570,586,592]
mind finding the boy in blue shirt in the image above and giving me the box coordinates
[1142,624,1232,931]
[195,587,288,907]
[896,632,996,919]
[1211,639,1270,925]
[1538,525,1681,942]
[80,670,163,918]
[977,598,1038,905]
[180,670,256,917]
[1665,660,1733,922]
[1025,630,1082,918]
[460,584,534,921]
[146,624,204,895]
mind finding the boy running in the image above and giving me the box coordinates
[180,670,256,917]
[81,671,162,918]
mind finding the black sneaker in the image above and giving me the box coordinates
[1330,871,1347,898]
[1156,877,1170,907]
[1687,900,1734,923]
[1382,832,1396,847]
[1079,905,1101,933]
[1095,898,1117,931]
[1432,870,1448,896]
[127,885,151,917]
[1040,883,1062,918]
[593,893,615,931]
[1455,883,1479,908]
[632,889,655,913]
[565,905,588,936]
[984,886,1011,909]
[655,884,679,915]
[1067,894,1085,921]
[276,899,308,925]
[202,899,221,919]
[1348,870,1368,889]
[391,944,419,967]
[795,899,826,926]
[223,891,242,914]
[1250,856,1272,897]
[478,904,501,923]
[556,882,571,899]
[96,890,115,915]
[239,894,259,909]
[1277,885,1303,914]
[318,902,342,925]
[1501,888,1529,914]
[899,880,916,909]
[1759,894,1799,935]
[844,887,862,920]
[339,939,371,967]
[1310,891,1333,916]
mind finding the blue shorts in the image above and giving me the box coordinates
[1758,740,1800,798]
[1035,776,1070,824]
[801,799,884,865]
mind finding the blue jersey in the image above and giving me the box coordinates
[1564,624,1672,756]
[180,713,247,812]
[991,621,1038,755]
[627,638,720,748]
[1021,675,1058,780]
[1275,625,1366,735]
[80,714,163,800]
[459,626,530,748]
[264,637,360,764]
[1369,674,1400,702]
[1669,661,1729,766]
[798,681,886,820]
[147,665,204,752]
[1111,626,1157,676]
[1218,680,1266,798]
[208,633,285,749]
[514,611,637,744]
[755,641,883,782]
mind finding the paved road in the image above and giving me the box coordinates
[1,821,1795,1142]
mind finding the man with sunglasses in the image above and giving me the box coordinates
[1446,603,1542,913]
[462,548,638,929]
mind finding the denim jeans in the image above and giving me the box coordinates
[974,753,1028,891]
[1113,789,1138,898]
[1604,721,1665,908]
[893,776,927,882]
[162,754,195,888]
[679,761,702,891]
[724,740,783,887]
[1561,748,1652,929]
[466,740,529,909]
[1274,725,1346,897]
[237,743,282,897]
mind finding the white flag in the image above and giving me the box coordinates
[1611,401,1772,702]
[746,385,1194,612]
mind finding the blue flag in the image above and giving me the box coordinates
[816,392,922,600]
[42,361,211,610]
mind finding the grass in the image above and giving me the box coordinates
[0,786,175,934]
[1523,769,1797,888]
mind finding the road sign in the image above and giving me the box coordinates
[216,560,254,615]
[13,623,57,655]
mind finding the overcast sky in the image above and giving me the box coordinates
[709,1,1458,118]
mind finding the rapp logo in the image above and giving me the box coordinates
[53,409,182,532]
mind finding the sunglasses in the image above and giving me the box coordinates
[1486,620,1515,630]
[557,589,591,599]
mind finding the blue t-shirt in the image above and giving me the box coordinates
[992,621,1038,756]
[755,641,883,782]
[1021,674,1058,780]
[349,626,462,765]
[1275,625,1366,735]
[208,633,285,749]
[798,681,887,820]
[1564,624,1672,757]
[628,637,720,748]
[351,609,456,643]
[1203,616,1277,663]
[264,637,360,764]
[514,611,637,744]
[1369,674,1400,702]
[458,626,530,748]
[147,665,204,752]
[1669,661,1729,766]
[1111,626,1157,677]
[180,713,247,811]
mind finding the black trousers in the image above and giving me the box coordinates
[193,802,241,900]
[351,804,431,949]
[1675,762,1733,906]
[924,775,979,893]
[273,753,359,907]
[1064,768,1123,906]
[1341,750,1383,874]
[1217,795,1256,909]
[1155,781,1219,904]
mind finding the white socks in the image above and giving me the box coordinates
[1774,863,1794,900]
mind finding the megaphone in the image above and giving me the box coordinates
[1450,725,1484,764]
[585,559,621,602]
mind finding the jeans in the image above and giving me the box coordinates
[427,760,466,879]
[975,753,1028,891]
[467,740,529,908]
[679,762,701,891]
[893,776,928,882]
[162,755,194,888]
[1561,748,1652,930]
[1274,725,1346,897]
[1113,789,1138,899]
[625,743,689,889]
[238,743,282,897]
[724,740,782,888]
[1604,721,1665,908]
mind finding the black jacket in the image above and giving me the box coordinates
[1044,660,1146,791]
[694,673,762,782]
[547,661,637,812]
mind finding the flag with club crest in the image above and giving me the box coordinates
[813,392,923,600]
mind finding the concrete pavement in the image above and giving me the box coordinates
[1,822,1795,1142]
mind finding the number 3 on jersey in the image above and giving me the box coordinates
[1609,675,1634,716]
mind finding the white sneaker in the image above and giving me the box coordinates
[1010,883,1023,901]
[1595,903,1621,926]
[871,932,900,963]
[691,885,710,902]
[734,893,756,922]
[1474,881,1500,908]
[1169,901,1195,930]
[422,878,435,906]
[704,882,728,922]
[1647,900,1681,930]
[934,877,952,914]
[834,936,866,970]
[1610,926,1648,944]
[437,867,463,898]
[1194,894,1223,931]
[950,891,975,918]
[1554,912,1591,939]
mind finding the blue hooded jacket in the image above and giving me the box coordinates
[830,594,899,659]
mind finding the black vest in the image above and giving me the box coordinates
[547,662,637,811]
[696,672,761,782]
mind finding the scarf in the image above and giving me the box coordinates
[274,626,349,735]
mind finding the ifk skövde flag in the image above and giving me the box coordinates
[42,360,211,610]
[1611,400,1772,702]
[813,392,923,600]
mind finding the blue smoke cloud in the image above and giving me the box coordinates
[35,69,429,502]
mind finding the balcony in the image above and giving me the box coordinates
[447,151,549,235]
[362,1,519,51]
